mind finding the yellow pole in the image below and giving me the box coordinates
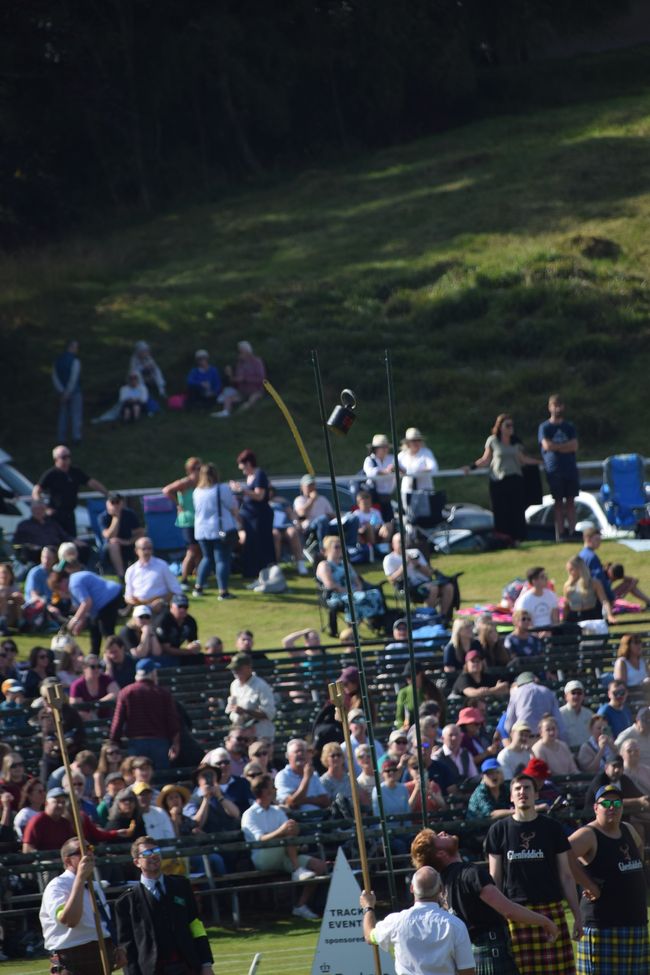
[44,684,112,975]
[263,380,315,475]
[328,681,382,975]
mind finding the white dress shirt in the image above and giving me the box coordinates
[372,900,474,975]
[227,673,276,741]
[40,869,111,951]
[124,556,182,602]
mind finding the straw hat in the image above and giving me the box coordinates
[403,427,425,443]
[367,434,392,451]
[156,783,191,807]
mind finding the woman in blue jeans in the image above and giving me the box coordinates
[192,463,240,599]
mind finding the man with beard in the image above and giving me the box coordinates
[569,783,648,975]
[411,828,558,974]
[485,773,581,975]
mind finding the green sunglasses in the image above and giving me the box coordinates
[598,799,622,809]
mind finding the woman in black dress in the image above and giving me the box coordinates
[230,449,275,578]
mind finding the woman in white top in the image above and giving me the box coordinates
[465,413,540,542]
[13,778,46,840]
[192,463,239,599]
[532,715,578,775]
[363,434,396,522]
[613,633,650,688]
[398,427,438,497]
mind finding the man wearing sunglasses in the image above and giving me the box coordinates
[115,836,215,975]
[40,837,125,975]
[570,783,648,974]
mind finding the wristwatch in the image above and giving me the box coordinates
[362,906,374,915]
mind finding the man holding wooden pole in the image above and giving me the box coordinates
[40,836,125,974]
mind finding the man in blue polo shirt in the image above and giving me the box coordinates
[53,560,122,653]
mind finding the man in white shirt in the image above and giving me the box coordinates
[274,738,330,812]
[225,652,276,741]
[242,774,327,920]
[383,532,453,614]
[124,537,182,617]
[132,781,175,840]
[559,679,594,749]
[513,566,559,630]
[361,865,475,975]
[40,837,124,975]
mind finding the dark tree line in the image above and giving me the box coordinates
[1,0,626,244]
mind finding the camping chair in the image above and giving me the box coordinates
[600,453,649,530]
[142,494,186,559]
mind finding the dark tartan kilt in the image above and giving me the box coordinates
[576,925,650,975]
[472,929,521,975]
[508,901,575,975]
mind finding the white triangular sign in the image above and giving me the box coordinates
[310,847,397,975]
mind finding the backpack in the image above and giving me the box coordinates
[252,564,288,594]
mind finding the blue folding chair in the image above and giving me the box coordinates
[142,494,186,557]
[600,453,649,530]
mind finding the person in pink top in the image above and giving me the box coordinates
[213,340,266,417]
[69,654,119,720]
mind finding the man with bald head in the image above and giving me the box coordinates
[361,865,475,975]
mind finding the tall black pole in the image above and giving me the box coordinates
[312,350,397,908]
[385,349,428,829]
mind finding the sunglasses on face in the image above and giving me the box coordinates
[384,767,398,773]
[215,759,231,766]
[598,799,622,809]
[139,847,161,857]
[569,690,584,695]
[252,751,268,757]
[86,664,100,670]
[613,690,626,698]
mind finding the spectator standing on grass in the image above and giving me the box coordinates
[110,658,180,768]
[192,461,239,600]
[162,456,203,592]
[538,393,579,542]
[242,774,327,920]
[124,537,182,615]
[465,412,541,543]
[362,433,396,523]
[33,445,108,536]
[52,339,83,445]
[230,449,275,579]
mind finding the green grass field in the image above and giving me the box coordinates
[2,49,650,493]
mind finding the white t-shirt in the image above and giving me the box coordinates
[372,901,474,975]
[383,550,430,586]
[227,673,276,741]
[514,588,559,628]
[293,493,334,530]
[40,870,111,951]
[141,804,175,840]
[397,447,439,493]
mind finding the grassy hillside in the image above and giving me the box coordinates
[3,52,650,499]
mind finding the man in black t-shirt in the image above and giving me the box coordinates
[98,493,143,579]
[485,773,580,975]
[155,594,201,667]
[411,828,557,975]
[33,445,108,535]
[583,754,648,817]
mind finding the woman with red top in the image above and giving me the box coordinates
[69,654,119,720]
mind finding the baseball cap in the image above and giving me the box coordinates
[564,680,584,693]
[300,474,316,487]
[481,758,501,773]
[401,661,423,677]
[171,593,189,608]
[47,787,68,799]
[135,658,160,674]
[227,652,252,671]
[195,348,209,359]
[393,618,408,630]
[204,747,230,764]
[512,720,532,733]
[389,729,408,744]
[115,788,136,802]
[457,707,485,726]
[637,706,650,723]
[131,781,153,796]
[348,708,366,724]
[104,772,125,787]
[1,678,23,695]
[133,605,153,619]
[465,650,482,661]
[595,783,623,802]
[514,672,536,687]
[339,666,359,683]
